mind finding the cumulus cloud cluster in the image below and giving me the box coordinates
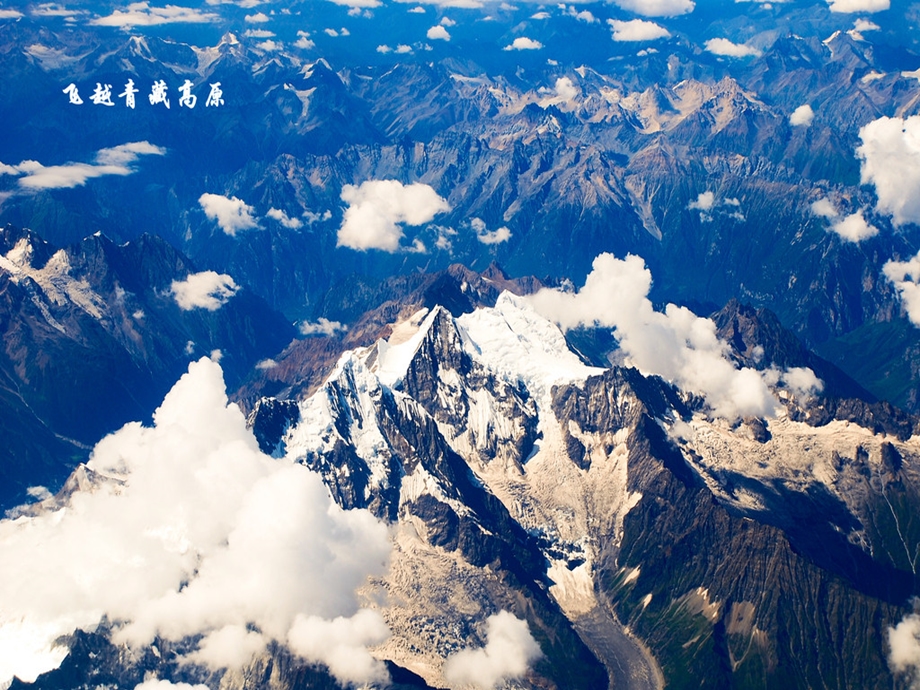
[888,612,920,687]
[883,252,920,327]
[0,358,391,687]
[471,218,512,245]
[609,18,671,42]
[299,317,347,336]
[687,191,745,222]
[198,193,259,235]
[198,195,326,236]
[267,207,303,229]
[0,142,165,190]
[337,179,449,252]
[529,253,822,418]
[427,24,450,40]
[91,3,218,27]
[810,197,879,243]
[443,612,542,689]
[827,0,889,13]
[688,190,715,213]
[705,38,762,57]
[538,77,579,108]
[856,115,920,228]
[171,271,240,311]
[504,36,543,50]
[612,0,694,16]
[789,104,815,127]
[565,6,597,22]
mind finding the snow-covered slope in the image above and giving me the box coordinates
[270,293,920,689]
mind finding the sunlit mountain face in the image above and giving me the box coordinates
[2,0,920,688]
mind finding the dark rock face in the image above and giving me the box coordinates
[248,397,300,456]
[541,367,917,689]
[401,308,540,469]
[711,299,920,440]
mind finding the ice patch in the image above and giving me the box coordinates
[374,308,434,388]
[456,292,602,399]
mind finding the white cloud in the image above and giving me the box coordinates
[810,197,838,219]
[705,37,762,57]
[408,5,426,12]
[504,36,543,50]
[376,44,392,53]
[688,190,715,212]
[471,218,512,245]
[0,9,24,18]
[531,10,550,18]
[184,625,266,670]
[255,39,281,51]
[337,180,449,252]
[287,609,390,685]
[539,76,579,108]
[397,0,484,6]
[294,31,315,49]
[789,104,814,127]
[396,44,414,53]
[427,24,451,40]
[565,6,597,22]
[299,318,347,336]
[26,486,53,501]
[810,198,878,243]
[856,115,920,227]
[31,4,85,18]
[206,0,264,6]
[243,28,274,37]
[611,0,694,17]
[477,228,511,245]
[0,142,165,190]
[888,612,920,686]
[608,18,671,41]
[440,16,456,25]
[443,612,541,690]
[198,193,259,235]
[827,0,889,13]
[135,680,209,690]
[97,141,165,166]
[831,210,878,242]
[528,253,821,418]
[255,358,278,370]
[91,3,218,27]
[0,358,392,687]
[853,18,881,32]
[267,208,303,229]
[244,11,270,22]
[171,271,240,311]
[883,252,920,327]
[327,0,382,7]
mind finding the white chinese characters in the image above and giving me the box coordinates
[149,80,169,109]
[63,79,225,109]
[119,79,138,109]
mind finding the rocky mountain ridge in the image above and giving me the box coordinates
[243,292,919,688]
